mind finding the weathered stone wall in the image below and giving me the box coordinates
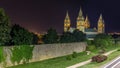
[3,42,87,67]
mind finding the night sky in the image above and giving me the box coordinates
[0,0,120,33]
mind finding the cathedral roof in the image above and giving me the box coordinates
[85,28,97,32]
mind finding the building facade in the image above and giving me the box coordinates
[64,8,105,40]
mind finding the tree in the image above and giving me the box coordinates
[60,32,76,43]
[0,8,11,45]
[42,28,58,44]
[72,29,86,42]
[112,34,120,45]
[31,33,39,45]
[94,34,113,49]
[10,24,33,45]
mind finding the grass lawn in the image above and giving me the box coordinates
[7,45,120,68]
[79,47,120,68]
[7,51,96,68]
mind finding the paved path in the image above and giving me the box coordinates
[114,62,120,68]
[103,56,120,68]
[66,49,117,68]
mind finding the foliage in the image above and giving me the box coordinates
[31,33,39,45]
[8,50,97,68]
[94,34,113,49]
[8,45,120,68]
[60,29,86,43]
[0,8,11,45]
[11,45,34,64]
[42,28,58,44]
[86,40,94,45]
[66,52,78,60]
[72,29,86,42]
[72,52,77,58]
[79,47,120,68]
[42,28,86,44]
[66,55,72,60]
[60,32,76,43]
[10,24,33,45]
[117,49,120,51]
[86,45,96,51]
[11,46,22,64]
[114,38,120,45]
[0,46,5,63]
[92,55,107,63]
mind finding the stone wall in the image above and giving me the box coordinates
[3,42,87,67]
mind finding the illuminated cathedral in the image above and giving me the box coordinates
[64,8,105,40]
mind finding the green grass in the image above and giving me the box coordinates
[7,50,98,68]
[7,45,120,68]
[79,48,120,68]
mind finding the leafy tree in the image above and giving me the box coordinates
[60,32,76,43]
[31,33,39,45]
[112,34,120,45]
[94,34,113,49]
[60,29,86,43]
[73,29,86,42]
[0,8,11,45]
[42,28,58,44]
[10,24,33,45]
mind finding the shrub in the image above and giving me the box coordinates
[78,51,87,56]
[66,55,72,60]
[92,55,107,63]
[11,46,23,64]
[11,45,34,64]
[72,52,77,58]
[86,45,96,51]
[86,40,92,45]
[117,49,120,51]
[99,49,106,54]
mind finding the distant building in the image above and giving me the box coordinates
[64,7,105,40]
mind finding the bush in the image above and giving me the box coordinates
[117,49,120,51]
[94,34,113,49]
[66,55,72,60]
[99,49,106,54]
[11,45,34,64]
[86,40,92,45]
[92,55,107,63]
[72,52,77,58]
[86,45,96,51]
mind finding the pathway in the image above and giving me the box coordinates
[101,56,120,68]
[66,49,117,68]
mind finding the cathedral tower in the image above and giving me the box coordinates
[64,11,71,32]
[97,14,105,33]
[76,8,85,32]
[84,15,90,29]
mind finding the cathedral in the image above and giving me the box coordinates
[64,8,105,40]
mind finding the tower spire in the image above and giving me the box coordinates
[76,7,85,32]
[79,7,83,16]
[98,14,104,24]
[85,15,90,29]
[99,14,103,21]
[64,11,71,32]
[98,14,105,33]
[66,11,69,18]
